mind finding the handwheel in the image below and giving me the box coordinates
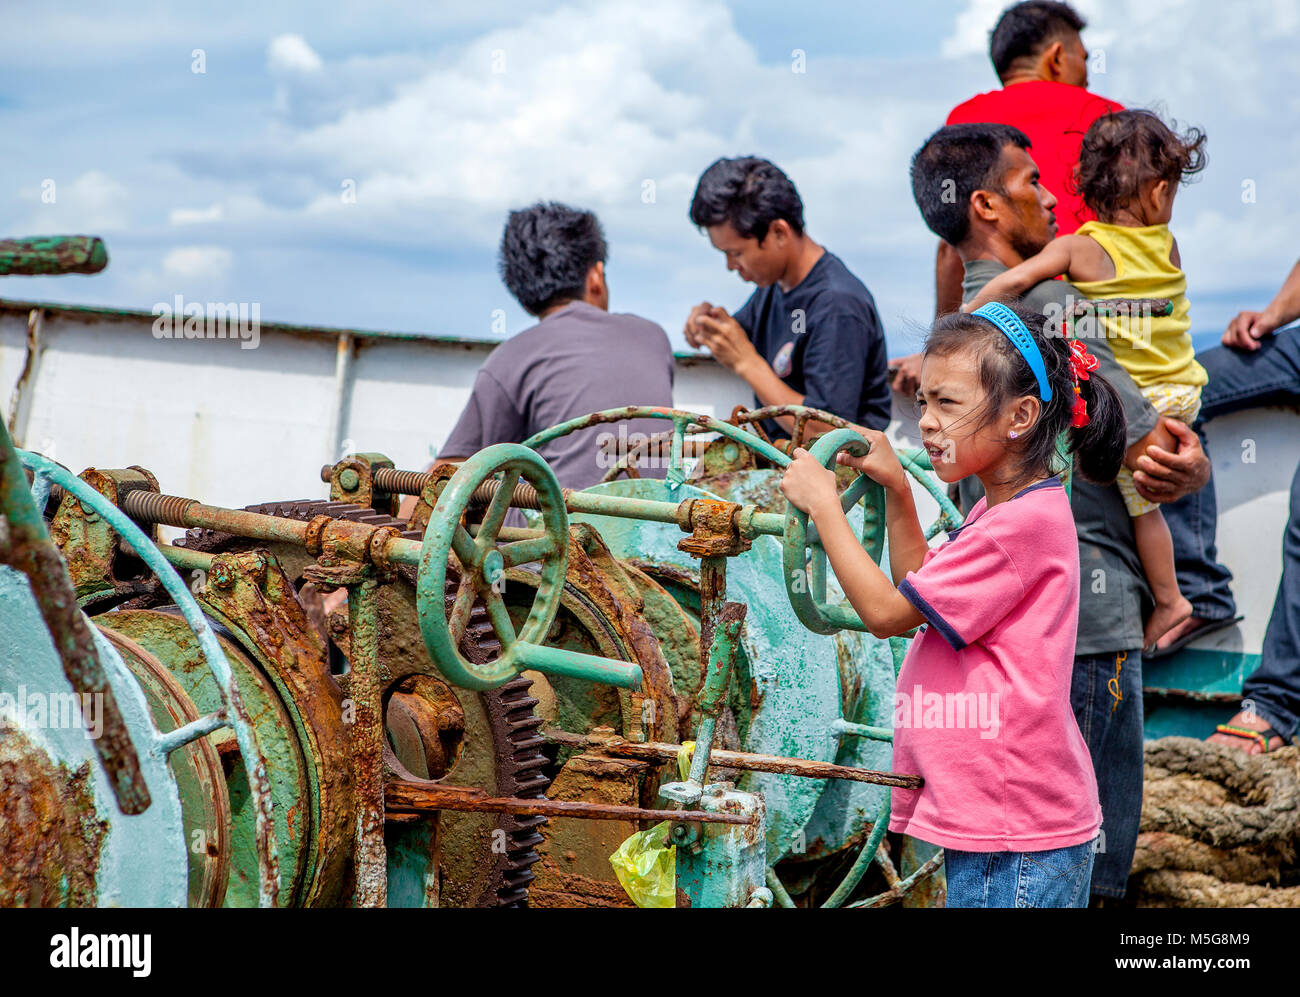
[782,429,879,635]
[417,443,571,691]
[780,430,963,636]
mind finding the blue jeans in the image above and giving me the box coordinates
[1071,649,1144,898]
[1163,330,1300,738]
[945,838,1096,908]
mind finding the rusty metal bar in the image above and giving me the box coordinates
[7,308,43,444]
[119,490,311,545]
[848,850,946,909]
[117,485,789,579]
[385,780,756,825]
[347,576,387,907]
[155,542,215,572]
[544,729,923,789]
[0,236,108,275]
[687,560,740,787]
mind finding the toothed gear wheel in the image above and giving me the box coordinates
[167,498,551,907]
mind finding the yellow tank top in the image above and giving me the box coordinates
[1071,221,1207,389]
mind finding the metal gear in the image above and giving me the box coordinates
[165,497,550,907]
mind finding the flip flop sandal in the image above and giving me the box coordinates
[1145,615,1243,660]
[1213,723,1289,753]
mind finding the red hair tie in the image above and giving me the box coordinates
[1067,340,1099,427]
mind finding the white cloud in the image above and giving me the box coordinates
[941,0,1009,58]
[169,203,224,225]
[268,33,323,73]
[162,246,233,281]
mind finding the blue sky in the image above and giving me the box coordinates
[3,0,1299,355]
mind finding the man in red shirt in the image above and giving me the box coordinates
[895,0,1122,394]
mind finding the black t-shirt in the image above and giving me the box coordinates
[732,251,891,437]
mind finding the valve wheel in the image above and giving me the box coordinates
[782,430,878,635]
[781,429,959,636]
[417,444,570,691]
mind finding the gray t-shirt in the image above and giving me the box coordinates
[440,301,675,491]
[959,259,1158,656]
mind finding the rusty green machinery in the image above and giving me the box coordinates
[318,406,959,906]
[0,432,279,907]
[3,385,962,906]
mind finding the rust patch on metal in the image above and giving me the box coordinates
[0,727,107,906]
[676,499,752,559]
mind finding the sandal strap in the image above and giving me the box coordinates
[1215,724,1287,751]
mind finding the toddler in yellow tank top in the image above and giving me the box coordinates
[966,109,1208,648]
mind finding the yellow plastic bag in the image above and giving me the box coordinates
[608,741,695,908]
[609,820,676,908]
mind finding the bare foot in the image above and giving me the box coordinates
[1143,595,1193,649]
[1206,710,1285,754]
[1152,614,1206,653]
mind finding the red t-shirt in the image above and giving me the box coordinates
[946,80,1123,234]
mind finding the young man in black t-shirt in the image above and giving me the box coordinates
[685,156,891,440]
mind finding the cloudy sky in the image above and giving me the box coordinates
[4,0,1298,355]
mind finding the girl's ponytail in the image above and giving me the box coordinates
[1067,365,1126,484]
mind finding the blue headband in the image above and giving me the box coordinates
[971,302,1052,402]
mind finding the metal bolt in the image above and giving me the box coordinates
[210,561,234,590]
[339,468,360,491]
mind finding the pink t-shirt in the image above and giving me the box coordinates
[891,476,1101,851]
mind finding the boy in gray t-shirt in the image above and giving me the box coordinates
[438,202,674,490]
[441,300,673,490]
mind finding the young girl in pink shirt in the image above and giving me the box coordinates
[781,300,1126,907]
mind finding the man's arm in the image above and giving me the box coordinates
[935,240,964,318]
[1132,420,1210,503]
[398,368,524,517]
[1224,258,1300,351]
[693,310,837,436]
[796,306,879,432]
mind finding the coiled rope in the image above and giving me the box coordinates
[1129,737,1300,907]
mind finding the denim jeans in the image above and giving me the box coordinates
[1163,330,1300,738]
[1165,331,1300,620]
[945,838,1096,908]
[1071,649,1144,898]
